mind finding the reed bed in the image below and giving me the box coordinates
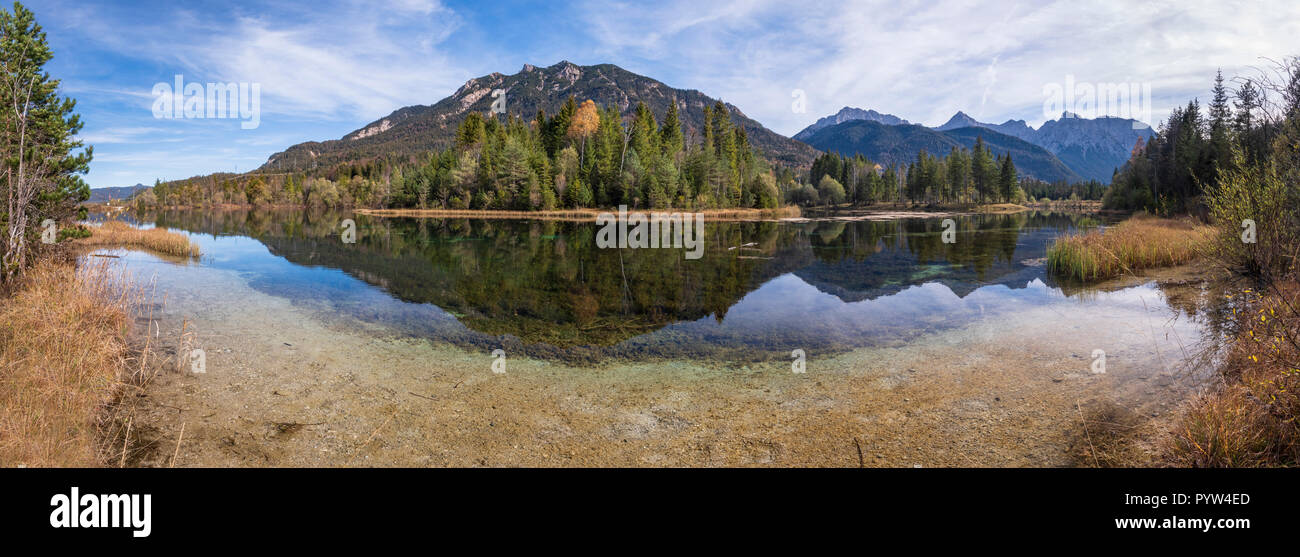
[0,259,137,466]
[1046,214,1213,281]
[79,220,200,258]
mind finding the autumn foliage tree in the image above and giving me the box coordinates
[567,99,599,166]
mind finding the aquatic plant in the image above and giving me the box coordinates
[1046,214,1212,281]
[79,220,201,258]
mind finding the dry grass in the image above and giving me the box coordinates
[973,202,1032,214]
[78,220,200,258]
[1047,213,1213,282]
[355,205,802,221]
[1171,284,1300,466]
[0,259,137,467]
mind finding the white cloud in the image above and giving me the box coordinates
[60,0,469,123]
[576,0,1300,135]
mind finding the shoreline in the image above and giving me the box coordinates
[355,206,804,221]
[106,201,1104,223]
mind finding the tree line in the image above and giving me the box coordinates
[798,136,1024,207]
[146,98,785,212]
[1106,67,1286,214]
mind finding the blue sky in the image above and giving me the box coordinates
[27,0,1300,188]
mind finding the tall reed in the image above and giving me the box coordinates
[79,220,201,258]
[1047,214,1212,281]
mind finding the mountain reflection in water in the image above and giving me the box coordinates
[123,208,1190,364]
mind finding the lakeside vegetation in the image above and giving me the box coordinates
[0,4,203,467]
[0,259,131,466]
[800,138,1029,207]
[138,81,1113,216]
[78,220,200,258]
[355,204,802,221]
[1046,214,1212,281]
[1043,58,1300,467]
[0,3,91,283]
[145,97,792,212]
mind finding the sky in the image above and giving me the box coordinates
[26,0,1300,189]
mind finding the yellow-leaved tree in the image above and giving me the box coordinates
[567,99,599,166]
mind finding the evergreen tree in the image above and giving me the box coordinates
[660,101,683,157]
[1,2,92,279]
[998,154,1017,202]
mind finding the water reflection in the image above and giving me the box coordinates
[121,207,1215,363]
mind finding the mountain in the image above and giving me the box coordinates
[86,184,148,203]
[260,61,818,172]
[793,106,911,141]
[1033,113,1154,183]
[936,111,1036,142]
[935,111,983,131]
[936,111,1152,182]
[804,106,1153,182]
[798,119,1083,183]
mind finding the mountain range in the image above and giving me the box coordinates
[86,183,148,203]
[792,106,913,140]
[200,62,1151,188]
[798,108,1154,182]
[797,120,1084,183]
[260,61,817,172]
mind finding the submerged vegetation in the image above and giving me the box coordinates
[1046,214,1212,281]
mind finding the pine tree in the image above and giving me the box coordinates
[1208,69,1233,172]
[660,101,683,157]
[998,154,1017,202]
[1,2,92,279]
[971,136,995,204]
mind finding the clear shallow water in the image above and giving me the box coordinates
[101,208,1222,365]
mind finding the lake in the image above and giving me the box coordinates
[94,208,1227,466]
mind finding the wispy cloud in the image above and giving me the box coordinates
[574,0,1300,133]
[28,0,1300,188]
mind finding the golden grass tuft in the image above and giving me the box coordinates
[0,259,136,467]
[1047,213,1213,282]
[79,220,200,258]
[1171,285,1300,466]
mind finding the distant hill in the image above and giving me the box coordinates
[86,184,148,203]
[798,119,1083,183]
[936,111,1037,142]
[793,106,911,141]
[938,111,1153,181]
[1032,113,1155,183]
[800,106,1153,182]
[260,61,818,172]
